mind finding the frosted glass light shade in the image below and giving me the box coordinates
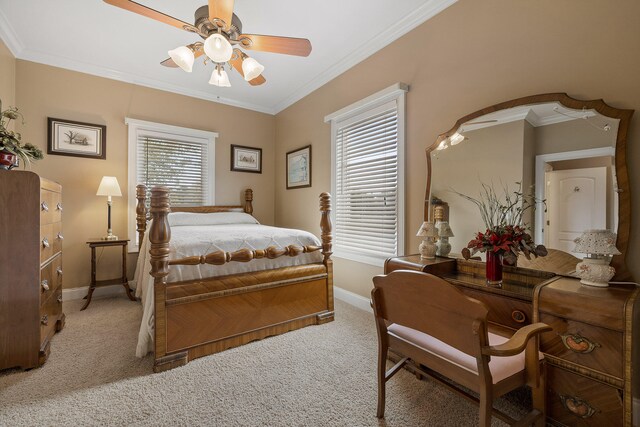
[242,57,264,81]
[203,33,233,63]
[168,46,195,72]
[209,68,231,87]
[573,229,620,255]
[96,176,122,197]
[416,221,438,238]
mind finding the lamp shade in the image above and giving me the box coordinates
[96,176,122,197]
[209,68,231,87]
[203,33,233,63]
[573,229,620,255]
[416,221,438,238]
[168,46,195,72]
[437,221,455,238]
[242,57,264,81]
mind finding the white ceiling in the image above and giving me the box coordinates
[0,0,456,114]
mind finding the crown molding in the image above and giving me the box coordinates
[272,0,458,114]
[0,8,24,56]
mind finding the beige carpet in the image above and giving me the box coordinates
[0,296,528,426]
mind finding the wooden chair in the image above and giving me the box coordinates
[372,270,551,426]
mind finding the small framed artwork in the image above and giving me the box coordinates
[286,145,312,189]
[47,118,107,159]
[231,144,262,173]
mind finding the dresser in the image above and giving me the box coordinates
[384,255,639,426]
[0,170,65,370]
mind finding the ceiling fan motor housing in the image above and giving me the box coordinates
[194,5,242,37]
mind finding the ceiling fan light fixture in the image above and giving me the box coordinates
[168,46,195,72]
[209,68,231,87]
[204,33,233,63]
[242,57,264,81]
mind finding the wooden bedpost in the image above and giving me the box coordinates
[244,188,253,215]
[149,186,185,372]
[136,184,147,247]
[319,192,332,264]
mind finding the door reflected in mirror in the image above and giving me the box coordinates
[428,94,631,277]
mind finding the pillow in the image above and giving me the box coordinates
[168,211,259,227]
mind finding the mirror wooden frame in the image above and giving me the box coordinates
[425,93,634,280]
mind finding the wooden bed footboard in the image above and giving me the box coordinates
[136,185,334,372]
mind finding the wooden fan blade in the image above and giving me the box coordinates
[229,49,266,86]
[103,0,197,33]
[208,0,235,29]
[239,34,312,57]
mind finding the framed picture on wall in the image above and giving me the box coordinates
[47,118,107,159]
[286,145,312,189]
[231,144,262,173]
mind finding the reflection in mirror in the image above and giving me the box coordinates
[430,100,620,277]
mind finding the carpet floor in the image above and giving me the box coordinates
[0,296,528,426]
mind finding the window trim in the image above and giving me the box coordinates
[325,83,408,267]
[125,118,218,251]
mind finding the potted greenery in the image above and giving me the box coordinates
[0,100,44,170]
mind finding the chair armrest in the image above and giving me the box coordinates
[482,323,552,357]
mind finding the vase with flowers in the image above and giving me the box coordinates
[0,100,44,170]
[455,182,547,286]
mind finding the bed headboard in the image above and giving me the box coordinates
[135,185,254,248]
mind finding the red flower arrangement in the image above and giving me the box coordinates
[463,224,547,266]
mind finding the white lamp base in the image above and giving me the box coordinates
[102,235,119,241]
[576,257,615,287]
[419,239,437,260]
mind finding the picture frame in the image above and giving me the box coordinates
[231,144,262,173]
[47,118,107,159]
[286,145,312,189]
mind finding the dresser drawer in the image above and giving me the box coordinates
[540,313,623,378]
[40,286,62,346]
[547,365,623,426]
[40,223,62,264]
[52,222,63,254]
[40,189,62,225]
[459,288,532,330]
[40,256,63,302]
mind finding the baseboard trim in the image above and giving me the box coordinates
[62,282,135,301]
[334,286,372,313]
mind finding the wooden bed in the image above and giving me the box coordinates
[136,185,335,372]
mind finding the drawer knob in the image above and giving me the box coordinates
[57,295,63,304]
[41,314,48,326]
[56,267,63,275]
[41,280,49,291]
[41,201,49,212]
[511,310,527,323]
[42,237,50,248]
[559,394,596,419]
[56,202,63,211]
[560,333,601,354]
[57,232,64,241]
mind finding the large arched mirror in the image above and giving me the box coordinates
[426,93,633,280]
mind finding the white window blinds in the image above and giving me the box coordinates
[334,99,402,262]
[137,135,209,206]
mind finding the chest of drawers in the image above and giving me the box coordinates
[0,170,66,370]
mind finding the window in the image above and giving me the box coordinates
[325,83,407,266]
[126,118,217,250]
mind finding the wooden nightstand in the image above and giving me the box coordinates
[82,239,136,310]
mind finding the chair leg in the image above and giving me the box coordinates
[532,363,547,427]
[376,342,388,418]
[479,388,493,427]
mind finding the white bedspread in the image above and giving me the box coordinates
[134,223,323,357]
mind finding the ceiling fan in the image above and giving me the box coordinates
[103,0,312,87]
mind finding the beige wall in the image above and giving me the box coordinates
[14,61,275,289]
[0,39,15,117]
[274,0,640,298]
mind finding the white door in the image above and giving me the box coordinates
[545,167,607,256]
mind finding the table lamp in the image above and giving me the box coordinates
[96,176,122,240]
[416,221,438,260]
[573,229,620,287]
[436,221,455,257]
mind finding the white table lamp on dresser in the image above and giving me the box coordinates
[96,176,122,240]
[573,229,621,287]
[416,221,439,260]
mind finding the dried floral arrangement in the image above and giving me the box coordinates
[454,182,547,265]
[0,100,44,167]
